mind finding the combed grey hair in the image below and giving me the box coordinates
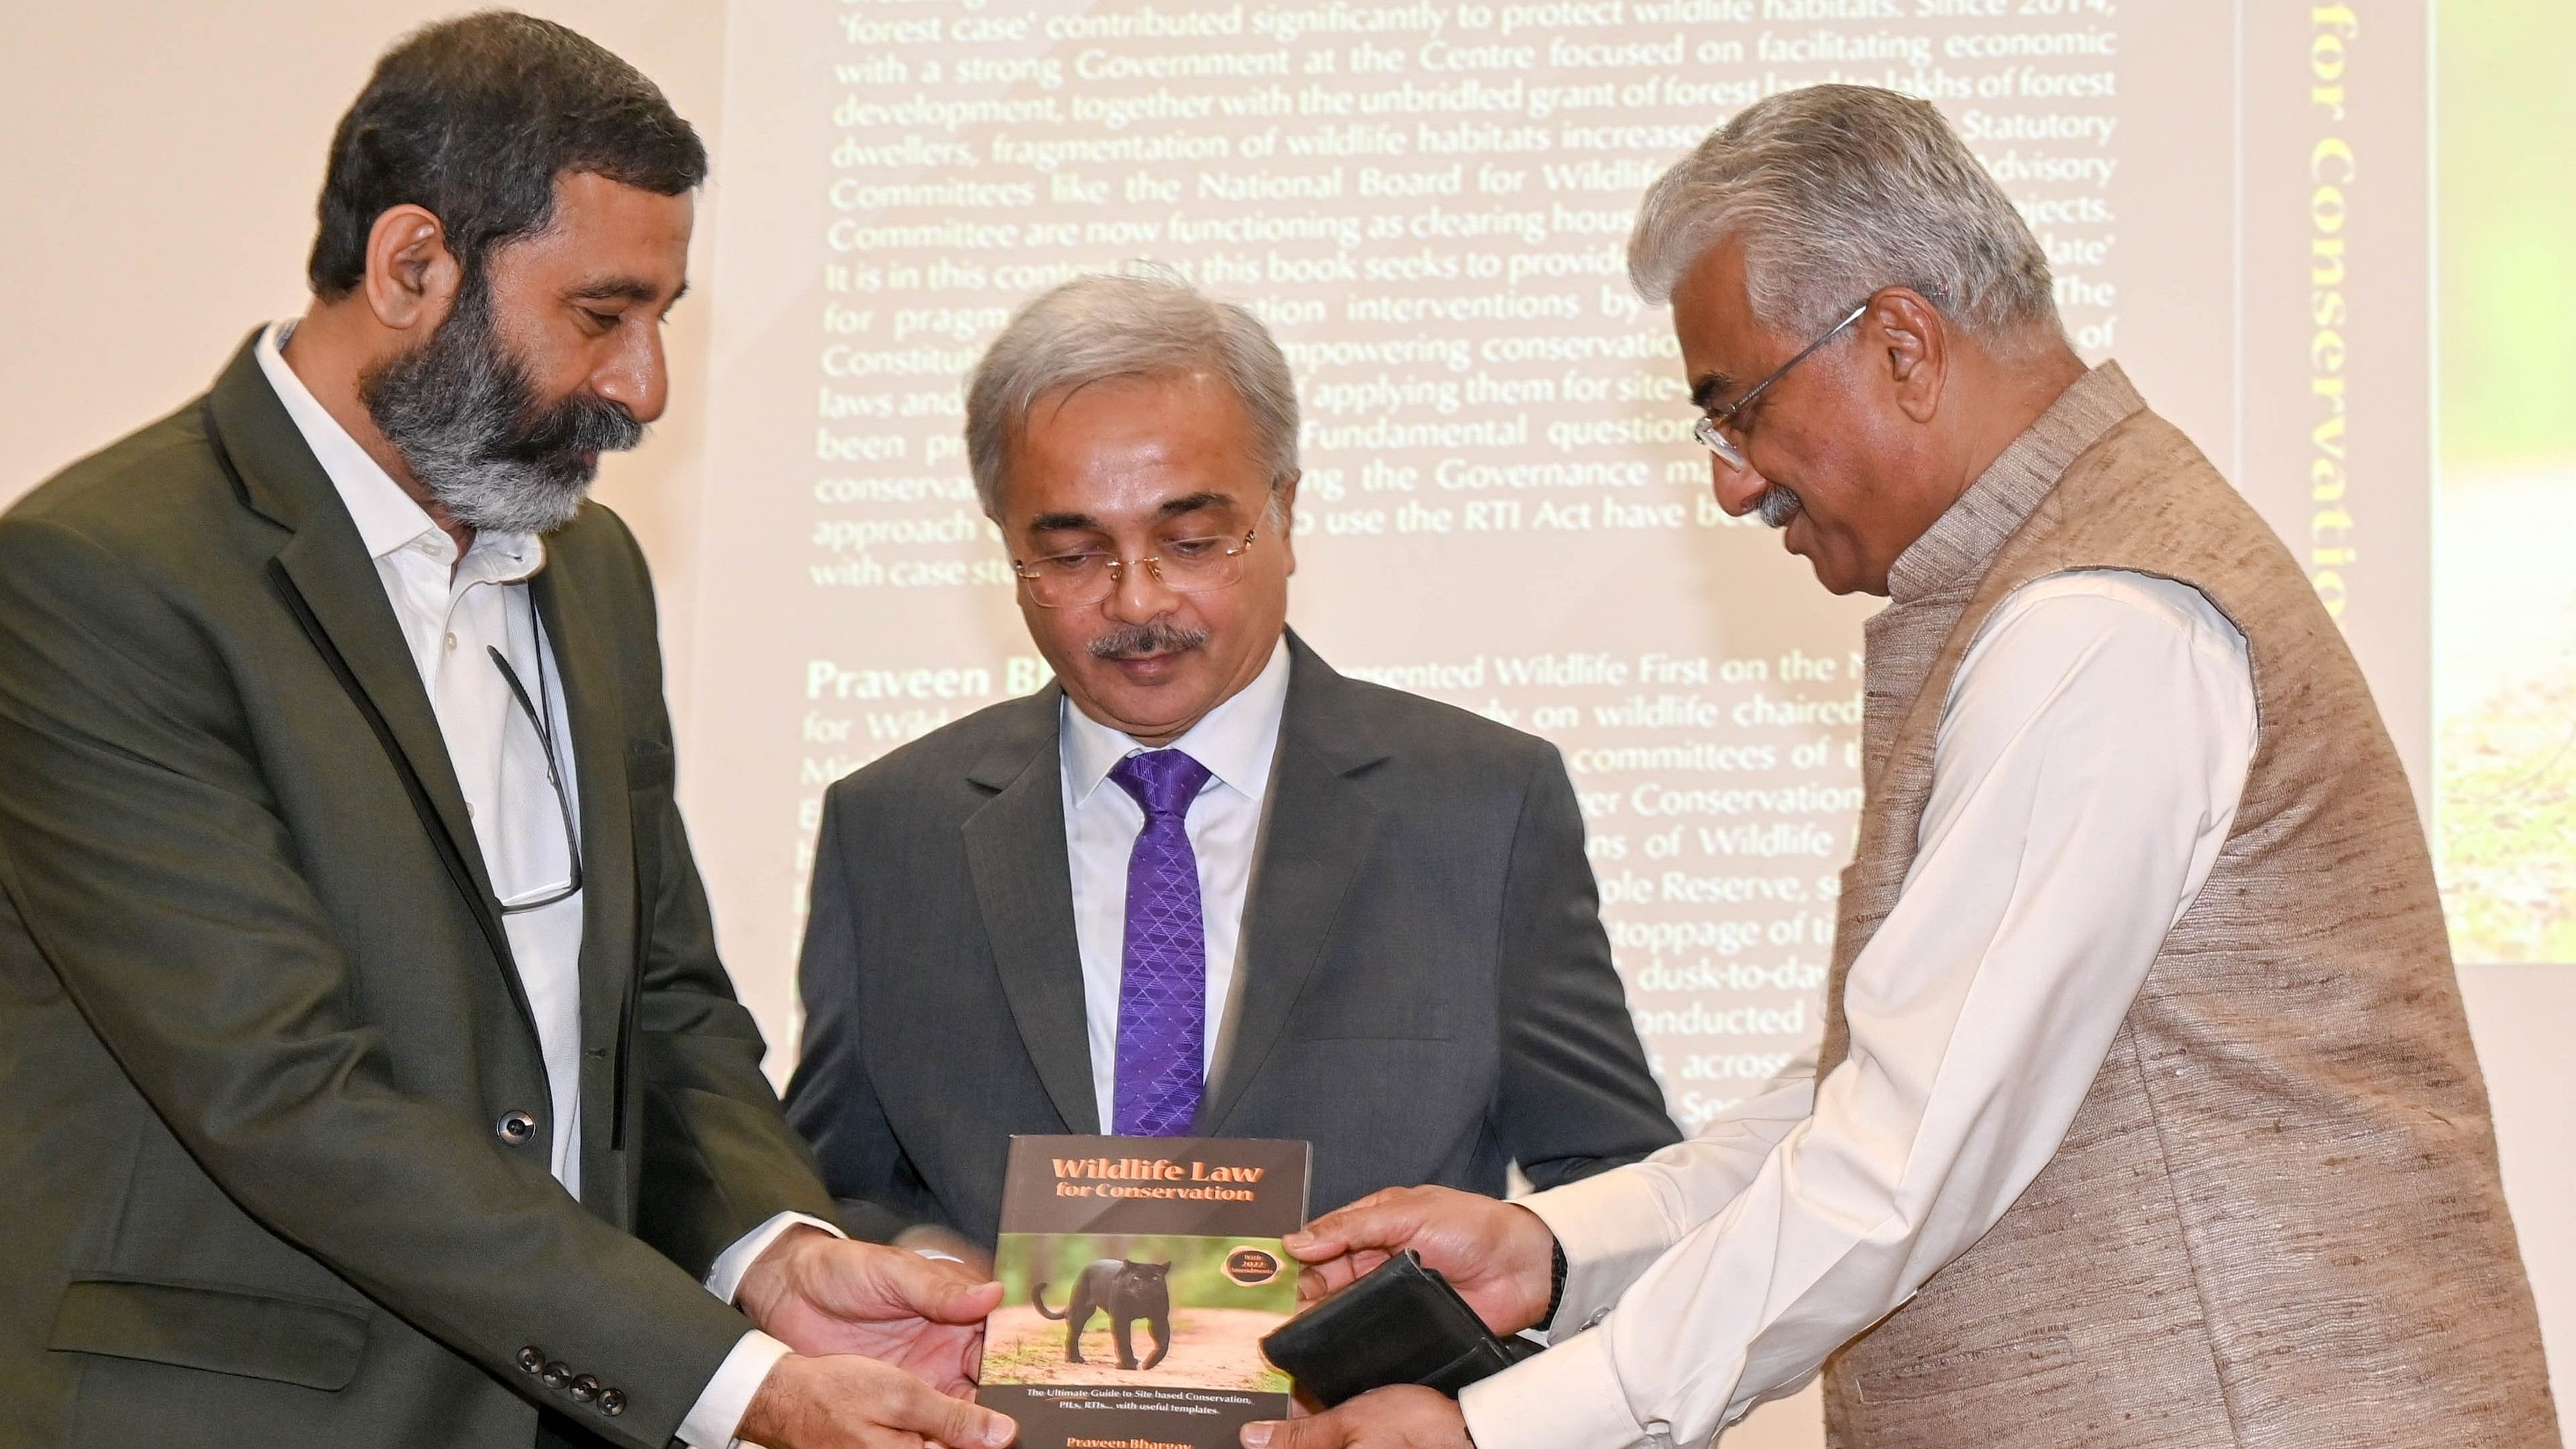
[965,271,1300,518]
[1629,84,2061,351]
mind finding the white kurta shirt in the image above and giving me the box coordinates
[255,325,812,1449]
[1460,568,2258,1449]
[1060,636,1291,1130]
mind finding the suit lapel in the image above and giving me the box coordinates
[961,688,1099,1134]
[1197,637,1387,1134]
[531,557,638,1207]
[209,337,530,1030]
[269,534,500,902]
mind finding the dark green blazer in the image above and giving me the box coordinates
[0,336,837,1448]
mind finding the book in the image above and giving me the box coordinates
[982,1134,1312,1449]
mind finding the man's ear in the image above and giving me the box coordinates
[1869,287,1947,425]
[1272,471,1300,577]
[360,204,461,334]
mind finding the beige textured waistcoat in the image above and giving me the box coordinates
[1816,365,2558,1448]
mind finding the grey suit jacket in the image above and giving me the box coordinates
[785,634,1678,1246]
[0,337,838,1449]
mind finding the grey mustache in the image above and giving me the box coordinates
[1089,622,1211,659]
[1755,484,1805,529]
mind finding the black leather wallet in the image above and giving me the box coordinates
[1258,1251,1543,1408]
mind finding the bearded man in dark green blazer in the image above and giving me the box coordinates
[0,16,1016,1449]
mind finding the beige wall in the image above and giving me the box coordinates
[0,0,725,715]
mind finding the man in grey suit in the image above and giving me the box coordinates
[785,274,1677,1251]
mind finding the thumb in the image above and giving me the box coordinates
[919,1268,1004,1325]
[1284,1188,1408,1257]
[1288,1197,1420,1263]
[890,1251,1005,1323]
[1243,1412,1341,1449]
[890,1373,1017,1449]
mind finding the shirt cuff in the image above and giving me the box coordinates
[705,1211,845,1304]
[677,1330,794,1449]
[1518,1169,1681,1339]
[1459,1326,1648,1449]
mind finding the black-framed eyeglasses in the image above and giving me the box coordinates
[1011,525,1262,610]
[1692,300,1871,473]
[486,641,584,914]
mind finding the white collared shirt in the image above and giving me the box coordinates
[1458,570,2258,1449]
[255,324,809,1449]
[255,324,589,1192]
[1060,636,1292,1130]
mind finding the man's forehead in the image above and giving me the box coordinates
[1031,368,1238,426]
[552,169,695,225]
[500,174,692,292]
[1006,369,1269,518]
[1019,375,1258,466]
[1671,242,1779,408]
[1024,489,1241,533]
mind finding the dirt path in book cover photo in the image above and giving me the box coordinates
[984,1306,1294,1392]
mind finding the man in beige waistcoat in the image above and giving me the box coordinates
[1244,84,2559,1449]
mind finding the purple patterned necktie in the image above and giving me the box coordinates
[1108,748,1215,1137]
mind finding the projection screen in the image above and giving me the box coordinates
[681,0,2426,1146]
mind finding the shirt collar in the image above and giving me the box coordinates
[253,321,546,585]
[1061,635,1292,808]
[1883,360,2145,605]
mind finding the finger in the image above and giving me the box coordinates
[1289,1200,1426,1263]
[1296,1260,1352,1302]
[1283,1188,1421,1257]
[891,1230,996,1285]
[884,1248,1007,1323]
[1296,1247,1395,1307]
[1244,1411,1341,1449]
[797,1239,908,1319]
[886,1372,1017,1449]
[929,1277,1004,1324]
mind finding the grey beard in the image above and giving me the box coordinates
[1089,620,1211,659]
[1754,483,1804,529]
[359,282,644,536]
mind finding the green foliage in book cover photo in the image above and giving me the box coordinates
[985,1232,1298,1393]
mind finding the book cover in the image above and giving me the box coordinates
[982,1134,1312,1449]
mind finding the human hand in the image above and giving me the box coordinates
[893,1223,994,1280]
[738,1352,1016,1449]
[1283,1187,1556,1337]
[738,1227,1003,1396]
[1241,1386,1469,1449]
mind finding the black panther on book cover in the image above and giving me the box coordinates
[982,1135,1312,1449]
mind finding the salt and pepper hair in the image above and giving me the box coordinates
[965,271,1301,519]
[1628,84,2062,352]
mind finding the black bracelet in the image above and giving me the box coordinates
[1542,1237,1568,1329]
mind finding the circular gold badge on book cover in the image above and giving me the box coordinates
[1223,1245,1284,1286]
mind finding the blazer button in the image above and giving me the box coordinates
[540,1361,571,1391]
[570,1374,601,1402]
[496,1111,538,1144]
[517,1346,544,1374]
[597,1387,625,1416]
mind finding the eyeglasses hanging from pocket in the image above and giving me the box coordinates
[486,641,584,915]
